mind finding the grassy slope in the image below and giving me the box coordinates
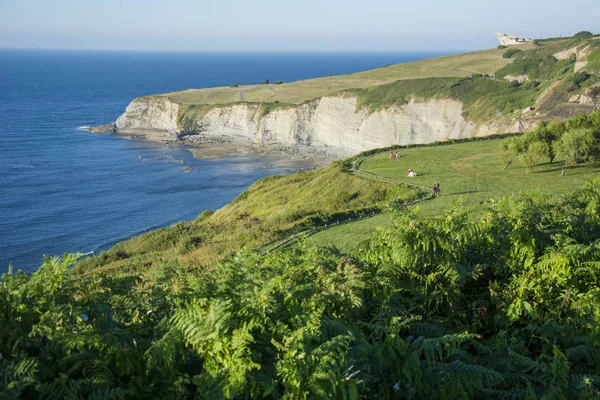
[306,137,600,252]
[79,38,600,274]
[75,161,423,277]
[77,125,600,275]
[347,76,546,123]
[155,46,529,106]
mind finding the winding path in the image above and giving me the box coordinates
[260,150,435,255]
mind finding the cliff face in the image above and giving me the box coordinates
[115,96,513,156]
[116,97,180,132]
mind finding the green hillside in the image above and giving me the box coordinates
[73,161,423,278]
[5,123,600,396]
[5,39,600,398]
[146,36,600,131]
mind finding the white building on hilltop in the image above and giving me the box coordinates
[495,31,532,46]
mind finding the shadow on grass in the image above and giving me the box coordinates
[446,190,479,196]
[532,163,600,175]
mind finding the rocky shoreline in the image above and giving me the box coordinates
[84,124,336,165]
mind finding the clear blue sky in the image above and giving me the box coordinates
[0,0,598,52]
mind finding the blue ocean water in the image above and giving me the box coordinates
[0,50,447,272]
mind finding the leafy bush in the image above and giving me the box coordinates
[230,83,238,88]
[504,110,600,173]
[274,80,283,84]
[524,80,541,89]
[176,234,204,254]
[502,48,522,58]
[497,45,507,49]
[574,30,594,38]
[4,184,600,398]
[569,71,591,86]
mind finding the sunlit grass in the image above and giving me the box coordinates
[307,138,600,252]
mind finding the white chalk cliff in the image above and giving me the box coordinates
[115,95,516,157]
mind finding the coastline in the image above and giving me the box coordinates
[86,125,337,166]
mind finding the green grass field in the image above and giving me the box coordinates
[155,46,530,106]
[306,137,600,252]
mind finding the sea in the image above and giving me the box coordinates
[0,49,448,273]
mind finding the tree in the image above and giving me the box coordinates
[529,123,563,163]
[566,113,592,130]
[501,137,525,169]
[555,128,599,175]
[520,140,545,172]
[573,30,594,38]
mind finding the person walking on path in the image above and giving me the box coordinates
[433,182,440,197]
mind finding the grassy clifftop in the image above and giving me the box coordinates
[157,46,521,106]
[137,37,600,131]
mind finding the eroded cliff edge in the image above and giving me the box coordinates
[113,95,523,158]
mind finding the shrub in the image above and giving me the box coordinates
[562,81,578,92]
[194,209,214,223]
[497,45,507,49]
[176,235,203,254]
[230,83,238,88]
[274,80,283,84]
[569,71,591,85]
[524,80,540,89]
[503,48,522,58]
[574,30,594,38]
[560,72,592,92]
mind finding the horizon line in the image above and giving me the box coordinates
[0,46,477,54]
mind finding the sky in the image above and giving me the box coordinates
[0,0,598,52]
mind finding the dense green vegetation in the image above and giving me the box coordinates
[307,112,600,252]
[494,52,574,81]
[6,37,600,397]
[3,182,600,398]
[503,111,600,175]
[346,77,461,111]
[574,31,595,38]
[4,113,600,398]
[347,75,542,122]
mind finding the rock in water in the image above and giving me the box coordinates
[87,123,117,134]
